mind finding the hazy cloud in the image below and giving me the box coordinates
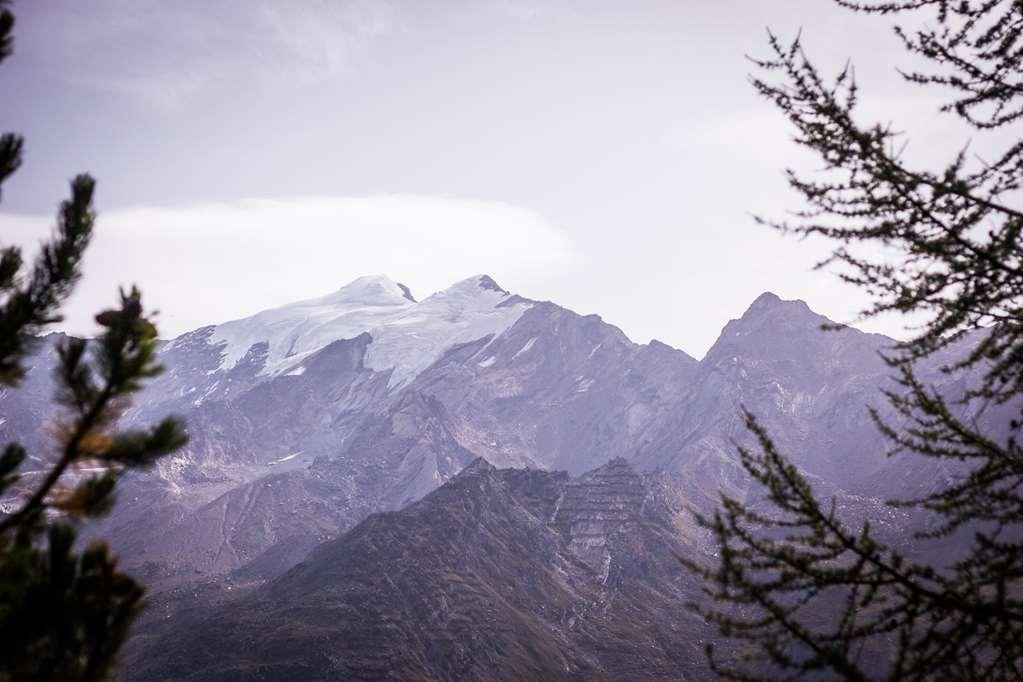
[0,195,576,338]
[1,0,982,357]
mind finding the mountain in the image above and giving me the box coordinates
[0,274,1002,679]
[128,458,713,682]
[193,274,528,388]
[81,274,708,592]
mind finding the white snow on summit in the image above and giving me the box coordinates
[189,274,531,387]
[206,275,415,374]
[364,276,530,387]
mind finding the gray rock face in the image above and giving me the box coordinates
[552,458,650,573]
[128,458,711,682]
[0,275,1006,679]
[90,277,707,591]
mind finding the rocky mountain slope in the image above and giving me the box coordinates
[0,274,1004,679]
[91,274,708,589]
[128,458,712,681]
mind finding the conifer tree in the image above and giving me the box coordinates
[684,1,1023,679]
[0,2,187,679]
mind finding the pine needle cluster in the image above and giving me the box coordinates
[0,3,187,679]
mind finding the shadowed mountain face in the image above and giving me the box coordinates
[128,459,712,682]
[0,275,1003,679]
[23,275,710,589]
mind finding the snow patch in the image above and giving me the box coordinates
[193,380,220,406]
[576,377,595,393]
[269,451,302,465]
[512,336,537,359]
[477,356,496,368]
[599,554,612,585]
[284,365,306,376]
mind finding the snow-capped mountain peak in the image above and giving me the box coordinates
[319,274,417,306]
[202,274,415,374]
[183,274,532,387]
[363,275,531,387]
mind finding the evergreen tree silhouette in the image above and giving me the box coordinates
[0,3,187,679]
[684,2,1023,679]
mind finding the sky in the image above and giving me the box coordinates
[0,0,990,358]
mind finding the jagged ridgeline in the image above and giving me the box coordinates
[130,459,711,680]
[1,275,1007,680]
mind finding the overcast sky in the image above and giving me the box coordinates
[0,0,981,358]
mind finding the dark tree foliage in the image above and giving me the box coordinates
[683,1,1023,680]
[0,2,187,679]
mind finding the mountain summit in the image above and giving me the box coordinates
[173,274,529,385]
[4,278,977,682]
